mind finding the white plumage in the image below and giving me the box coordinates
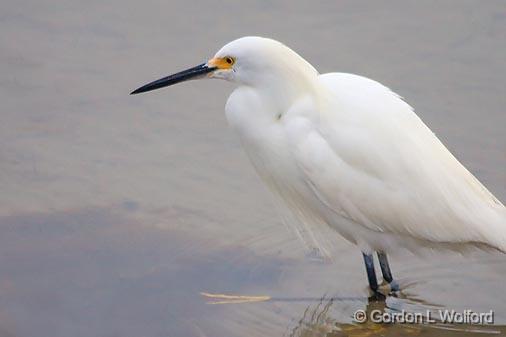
[219,37,505,255]
[132,35,506,264]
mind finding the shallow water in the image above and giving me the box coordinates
[1,1,505,336]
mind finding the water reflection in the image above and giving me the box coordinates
[1,0,505,336]
[1,207,505,337]
[287,295,506,337]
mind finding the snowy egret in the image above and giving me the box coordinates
[131,36,505,295]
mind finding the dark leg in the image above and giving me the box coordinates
[377,252,393,283]
[362,252,378,292]
[377,252,399,291]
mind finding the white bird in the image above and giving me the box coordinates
[131,36,505,295]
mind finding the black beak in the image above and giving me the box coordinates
[130,63,216,95]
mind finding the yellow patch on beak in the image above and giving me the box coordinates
[208,57,234,70]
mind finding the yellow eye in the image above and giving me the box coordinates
[225,56,235,65]
[208,56,235,69]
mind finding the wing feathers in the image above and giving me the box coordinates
[286,73,505,250]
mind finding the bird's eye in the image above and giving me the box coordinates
[225,57,235,65]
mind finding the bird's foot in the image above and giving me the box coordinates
[378,279,400,295]
[365,285,386,301]
[367,290,386,301]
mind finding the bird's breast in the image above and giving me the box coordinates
[224,86,326,220]
[225,86,298,176]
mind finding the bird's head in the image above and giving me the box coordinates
[130,36,317,95]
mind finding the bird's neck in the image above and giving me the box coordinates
[254,68,319,114]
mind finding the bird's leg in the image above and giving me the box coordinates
[377,252,393,283]
[362,252,379,294]
[377,252,399,292]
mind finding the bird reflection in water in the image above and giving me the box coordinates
[202,292,505,337]
[287,295,504,337]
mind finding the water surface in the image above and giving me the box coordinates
[1,1,505,336]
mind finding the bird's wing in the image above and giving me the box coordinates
[286,72,505,249]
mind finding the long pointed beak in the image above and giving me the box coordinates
[130,63,216,95]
